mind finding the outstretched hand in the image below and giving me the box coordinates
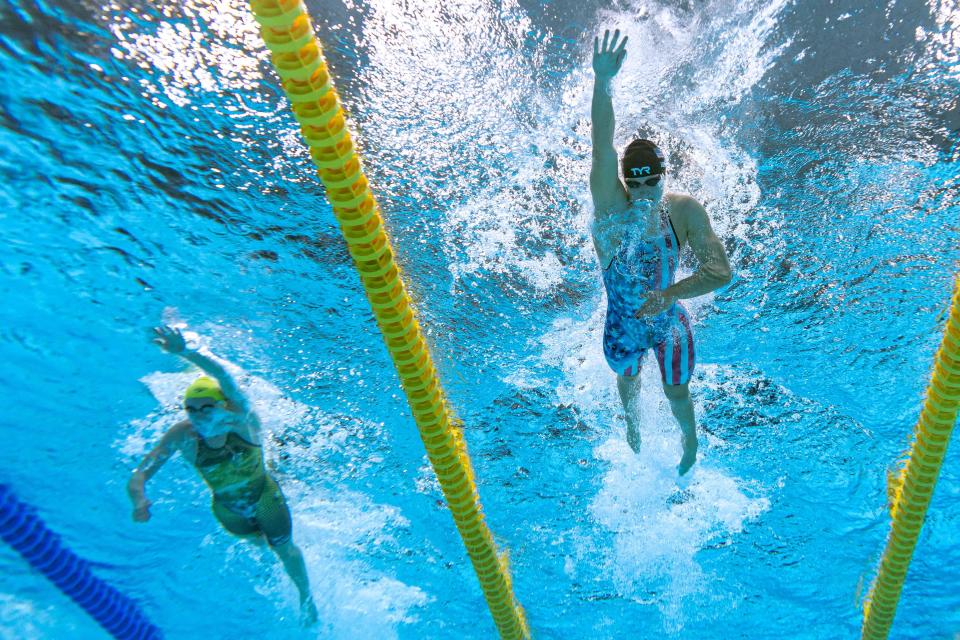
[152,325,187,354]
[593,28,628,79]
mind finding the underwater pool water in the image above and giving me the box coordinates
[1,0,959,638]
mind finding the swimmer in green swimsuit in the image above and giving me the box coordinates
[127,325,318,624]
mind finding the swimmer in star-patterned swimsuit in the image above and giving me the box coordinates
[602,200,696,385]
[589,29,733,475]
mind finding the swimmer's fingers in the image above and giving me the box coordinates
[151,326,171,347]
[601,29,610,53]
[152,325,174,341]
[608,29,622,53]
[614,35,628,58]
[152,326,187,351]
[150,326,169,348]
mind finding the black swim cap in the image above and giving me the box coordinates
[622,139,666,180]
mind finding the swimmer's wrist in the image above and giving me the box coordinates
[127,484,144,502]
[179,347,206,365]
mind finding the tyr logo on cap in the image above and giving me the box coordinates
[622,139,666,179]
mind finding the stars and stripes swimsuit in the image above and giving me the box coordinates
[601,202,696,384]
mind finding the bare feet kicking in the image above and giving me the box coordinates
[301,595,318,626]
[678,434,698,475]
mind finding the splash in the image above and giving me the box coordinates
[539,307,769,632]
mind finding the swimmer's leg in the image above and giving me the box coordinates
[663,382,697,475]
[257,478,317,625]
[617,374,643,453]
[211,499,260,537]
[273,540,316,624]
[658,305,698,474]
[605,320,645,453]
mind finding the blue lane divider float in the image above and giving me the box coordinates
[0,484,163,640]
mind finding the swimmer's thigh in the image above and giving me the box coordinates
[654,306,696,385]
[212,499,259,537]
[604,319,647,377]
[255,476,293,547]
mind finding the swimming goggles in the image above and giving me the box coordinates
[625,175,662,188]
[185,402,219,414]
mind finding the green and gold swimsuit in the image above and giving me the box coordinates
[194,432,266,514]
[192,432,292,546]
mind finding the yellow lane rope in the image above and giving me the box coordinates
[246,1,529,637]
[862,273,960,639]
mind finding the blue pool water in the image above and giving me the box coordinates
[1,0,959,638]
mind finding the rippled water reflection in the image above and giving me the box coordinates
[0,0,958,638]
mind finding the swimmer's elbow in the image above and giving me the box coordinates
[704,263,732,287]
[716,267,733,286]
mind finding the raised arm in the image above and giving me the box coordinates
[152,326,251,412]
[590,29,630,217]
[127,421,189,522]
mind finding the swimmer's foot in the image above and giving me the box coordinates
[300,596,318,626]
[677,435,698,476]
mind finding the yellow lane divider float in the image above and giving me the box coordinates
[862,273,960,639]
[246,1,530,637]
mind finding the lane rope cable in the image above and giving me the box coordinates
[862,273,960,639]
[0,484,163,640]
[245,1,530,637]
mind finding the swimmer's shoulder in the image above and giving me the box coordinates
[665,192,697,213]
[667,193,708,214]
[166,420,194,440]
[166,420,199,459]
[664,193,704,244]
[226,408,262,445]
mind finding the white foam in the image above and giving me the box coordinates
[0,593,59,640]
[104,0,266,109]
[537,309,769,632]
[244,490,430,639]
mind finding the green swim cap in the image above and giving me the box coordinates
[184,376,225,403]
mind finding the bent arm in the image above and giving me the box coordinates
[180,346,262,443]
[179,348,250,412]
[665,199,732,300]
[127,422,187,506]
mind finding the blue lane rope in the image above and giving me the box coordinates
[0,484,163,640]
